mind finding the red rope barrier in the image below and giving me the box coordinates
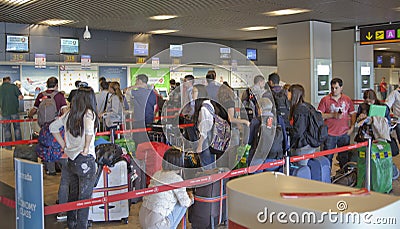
[0,141,369,214]
[0,118,37,124]
[290,141,368,163]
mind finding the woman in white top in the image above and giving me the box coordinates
[50,86,99,229]
[139,148,194,229]
[192,84,216,169]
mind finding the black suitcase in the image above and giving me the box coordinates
[128,157,147,204]
[13,144,38,163]
[188,178,227,229]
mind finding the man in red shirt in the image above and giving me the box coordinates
[379,77,388,100]
[318,78,356,169]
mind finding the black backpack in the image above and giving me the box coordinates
[241,88,258,120]
[271,90,290,128]
[303,103,328,147]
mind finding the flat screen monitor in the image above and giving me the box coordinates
[246,48,257,61]
[60,38,79,55]
[6,35,29,52]
[170,44,183,57]
[377,55,383,65]
[159,90,168,98]
[134,42,149,56]
[391,56,396,65]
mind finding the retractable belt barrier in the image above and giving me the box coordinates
[0,141,369,215]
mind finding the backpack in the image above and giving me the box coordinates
[38,91,59,127]
[203,103,231,155]
[303,103,328,147]
[241,88,258,120]
[36,122,65,162]
[271,90,290,128]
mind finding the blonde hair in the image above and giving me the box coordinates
[109,82,123,103]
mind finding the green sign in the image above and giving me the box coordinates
[130,67,170,91]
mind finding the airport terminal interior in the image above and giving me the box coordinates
[2,0,400,228]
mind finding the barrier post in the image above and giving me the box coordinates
[365,138,372,191]
[285,155,290,176]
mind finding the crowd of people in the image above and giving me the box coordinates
[1,71,400,228]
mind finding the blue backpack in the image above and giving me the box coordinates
[36,122,65,162]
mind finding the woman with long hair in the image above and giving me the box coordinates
[288,84,318,166]
[102,81,124,129]
[50,86,99,229]
[217,83,250,126]
[192,84,216,169]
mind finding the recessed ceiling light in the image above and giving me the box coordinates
[148,29,179,34]
[239,26,275,31]
[39,19,74,26]
[263,8,311,16]
[149,15,178,20]
[2,0,36,5]
[374,47,390,51]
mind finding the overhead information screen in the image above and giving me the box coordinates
[60,38,79,54]
[6,35,29,52]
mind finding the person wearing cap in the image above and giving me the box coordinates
[67,80,82,103]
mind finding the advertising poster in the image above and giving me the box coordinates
[21,65,59,97]
[0,65,20,85]
[59,65,99,94]
[15,159,44,229]
[99,66,127,89]
[130,67,170,92]
[81,55,91,69]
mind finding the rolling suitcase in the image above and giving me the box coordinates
[290,165,311,180]
[127,156,147,204]
[88,160,130,224]
[308,156,331,183]
[189,174,227,229]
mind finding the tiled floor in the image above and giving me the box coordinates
[1,147,399,229]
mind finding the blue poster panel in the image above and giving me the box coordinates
[15,159,44,229]
[99,66,128,89]
[0,65,20,84]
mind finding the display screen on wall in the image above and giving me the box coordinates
[170,44,183,57]
[246,48,257,61]
[60,38,79,54]
[134,42,149,56]
[391,56,396,65]
[6,35,29,52]
[377,55,383,65]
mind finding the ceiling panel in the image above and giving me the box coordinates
[0,0,400,43]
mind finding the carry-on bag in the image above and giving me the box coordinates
[356,141,393,193]
[88,160,129,224]
[307,156,331,183]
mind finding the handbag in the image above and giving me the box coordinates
[184,151,201,168]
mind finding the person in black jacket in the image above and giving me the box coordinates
[288,84,318,166]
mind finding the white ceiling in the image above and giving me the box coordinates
[1,0,400,49]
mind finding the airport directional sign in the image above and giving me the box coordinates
[360,23,400,45]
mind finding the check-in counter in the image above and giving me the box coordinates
[227,172,400,228]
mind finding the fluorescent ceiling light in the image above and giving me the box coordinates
[394,7,400,11]
[148,29,179,34]
[39,19,74,26]
[264,8,311,16]
[374,47,390,51]
[2,0,36,5]
[240,26,275,31]
[149,15,178,20]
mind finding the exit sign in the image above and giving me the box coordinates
[360,23,400,45]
